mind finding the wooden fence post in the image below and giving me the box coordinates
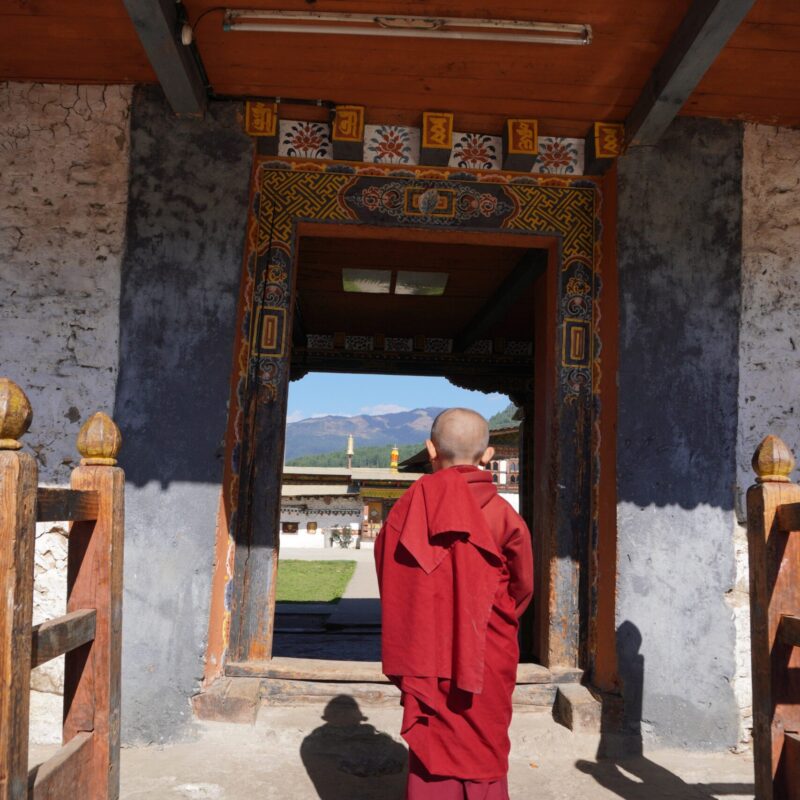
[747,434,800,800]
[63,412,124,800]
[0,379,37,800]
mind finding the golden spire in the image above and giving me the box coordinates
[390,444,399,473]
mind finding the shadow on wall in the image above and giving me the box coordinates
[114,85,252,489]
[575,622,754,799]
[616,118,743,514]
[300,695,407,800]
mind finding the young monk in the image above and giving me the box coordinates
[375,408,534,799]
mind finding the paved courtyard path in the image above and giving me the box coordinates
[274,546,381,660]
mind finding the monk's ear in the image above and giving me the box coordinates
[425,439,438,462]
[479,446,495,467]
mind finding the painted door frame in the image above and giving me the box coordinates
[219,158,602,673]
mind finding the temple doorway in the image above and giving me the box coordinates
[219,163,601,684]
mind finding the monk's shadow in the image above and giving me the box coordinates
[300,695,407,800]
[575,622,754,800]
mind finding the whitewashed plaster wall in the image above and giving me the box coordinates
[281,496,363,529]
[738,124,800,499]
[0,82,132,741]
[0,82,131,480]
[731,123,800,747]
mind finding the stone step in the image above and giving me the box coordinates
[261,678,557,709]
[226,656,566,684]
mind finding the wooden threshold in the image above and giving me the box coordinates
[225,656,562,684]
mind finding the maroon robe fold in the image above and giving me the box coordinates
[375,465,534,792]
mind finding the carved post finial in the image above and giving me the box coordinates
[76,412,122,466]
[0,377,33,450]
[752,435,795,483]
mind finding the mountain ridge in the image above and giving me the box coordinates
[284,403,518,461]
[284,406,445,460]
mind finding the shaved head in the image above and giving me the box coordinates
[430,408,490,464]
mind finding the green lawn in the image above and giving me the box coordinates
[276,560,357,603]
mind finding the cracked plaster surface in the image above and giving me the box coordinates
[729,123,800,749]
[738,123,800,497]
[0,82,132,741]
[0,82,132,481]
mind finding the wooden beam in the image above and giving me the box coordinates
[27,732,93,800]
[64,463,125,799]
[777,501,800,533]
[31,609,96,669]
[37,488,98,523]
[454,249,546,352]
[781,732,800,799]
[0,449,38,800]
[292,299,307,349]
[780,614,800,649]
[747,438,800,800]
[122,0,206,116]
[626,0,757,147]
[293,350,532,380]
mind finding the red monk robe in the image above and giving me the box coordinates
[375,465,533,798]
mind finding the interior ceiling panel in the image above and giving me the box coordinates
[296,235,538,340]
[1,1,799,134]
[0,2,155,84]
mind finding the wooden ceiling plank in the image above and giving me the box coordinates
[183,0,693,29]
[298,266,497,282]
[694,48,800,97]
[297,285,502,302]
[203,62,644,104]
[626,0,758,147]
[728,21,800,51]
[211,83,630,125]
[454,250,546,352]
[0,2,137,18]
[744,0,800,27]
[197,39,662,90]
[681,94,800,125]
[122,0,207,116]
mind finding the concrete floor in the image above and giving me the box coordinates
[30,702,754,800]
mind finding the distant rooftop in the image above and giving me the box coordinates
[283,466,423,483]
[281,484,356,497]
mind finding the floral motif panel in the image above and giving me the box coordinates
[449,132,502,171]
[278,121,331,159]
[534,137,585,175]
[363,125,420,165]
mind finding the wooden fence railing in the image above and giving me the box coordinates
[0,378,124,800]
[748,435,800,800]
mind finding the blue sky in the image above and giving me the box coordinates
[287,373,509,423]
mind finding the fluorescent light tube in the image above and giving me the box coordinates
[224,10,592,46]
